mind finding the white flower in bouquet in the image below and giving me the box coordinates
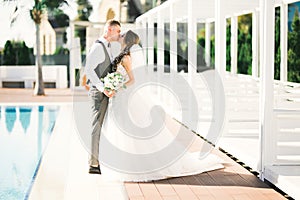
[101,72,126,91]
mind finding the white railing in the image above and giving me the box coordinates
[273,109,300,165]
[0,65,68,89]
[273,82,300,165]
[221,74,260,139]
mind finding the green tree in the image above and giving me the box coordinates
[45,0,69,26]
[288,8,300,83]
[210,35,215,67]
[76,0,93,53]
[238,30,252,74]
[197,36,205,67]
[54,46,69,55]
[46,2,69,46]
[49,8,69,27]
[3,40,31,65]
[274,7,281,80]
[176,23,188,72]
[17,41,31,65]
[3,40,16,65]
[164,38,170,67]
[0,49,2,65]
[238,14,252,34]
[237,14,252,75]
[226,20,231,71]
[3,40,32,65]
[77,0,93,21]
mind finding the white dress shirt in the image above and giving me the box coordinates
[85,37,121,92]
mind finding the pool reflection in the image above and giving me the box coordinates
[0,105,59,200]
[5,107,16,133]
[19,107,32,134]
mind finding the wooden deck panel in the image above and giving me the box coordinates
[125,134,286,200]
[126,163,286,200]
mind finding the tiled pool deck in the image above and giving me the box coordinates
[0,88,287,200]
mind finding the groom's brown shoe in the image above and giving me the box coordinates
[89,165,101,174]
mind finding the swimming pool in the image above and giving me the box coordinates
[0,105,59,200]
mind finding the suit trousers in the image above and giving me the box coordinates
[88,87,109,166]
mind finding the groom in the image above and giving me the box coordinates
[85,19,121,174]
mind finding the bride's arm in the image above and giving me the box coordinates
[122,55,135,86]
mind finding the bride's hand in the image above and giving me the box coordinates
[103,89,115,98]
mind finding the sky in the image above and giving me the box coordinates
[0,0,35,48]
[0,0,102,48]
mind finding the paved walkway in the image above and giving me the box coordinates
[0,88,287,200]
[0,88,73,103]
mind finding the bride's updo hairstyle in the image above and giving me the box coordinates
[111,30,140,71]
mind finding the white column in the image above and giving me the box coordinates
[147,17,155,73]
[188,0,197,75]
[231,16,238,75]
[157,12,165,106]
[252,10,259,78]
[142,20,148,68]
[169,2,177,117]
[70,37,81,88]
[280,3,288,82]
[215,0,226,77]
[208,0,226,152]
[69,21,76,89]
[134,21,142,38]
[259,7,263,79]
[137,20,148,68]
[157,12,165,74]
[205,22,211,67]
[259,0,275,180]
[170,3,177,74]
[187,0,197,128]
[135,19,142,29]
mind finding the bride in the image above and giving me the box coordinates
[98,30,223,182]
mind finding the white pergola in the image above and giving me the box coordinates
[135,0,292,80]
[135,0,300,198]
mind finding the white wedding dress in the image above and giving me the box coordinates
[98,44,224,182]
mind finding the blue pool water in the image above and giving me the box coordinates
[0,105,59,200]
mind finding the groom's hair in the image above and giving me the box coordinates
[106,19,121,28]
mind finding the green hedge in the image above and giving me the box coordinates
[2,40,33,65]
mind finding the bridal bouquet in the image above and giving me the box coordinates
[101,72,126,91]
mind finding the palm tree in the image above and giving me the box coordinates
[31,0,46,95]
[7,0,68,95]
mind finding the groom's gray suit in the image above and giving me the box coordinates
[85,38,116,166]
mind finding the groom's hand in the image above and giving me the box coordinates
[103,89,115,98]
